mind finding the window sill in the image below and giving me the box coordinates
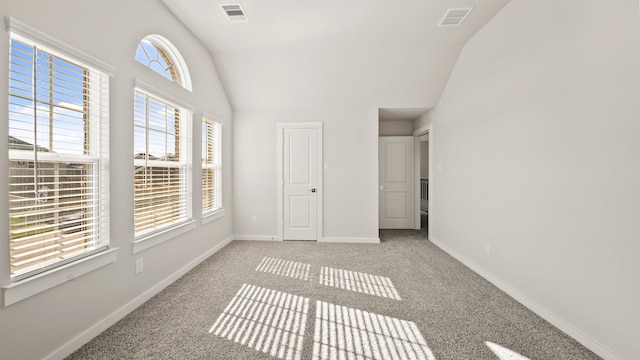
[2,248,119,307]
[133,220,196,254]
[201,209,224,225]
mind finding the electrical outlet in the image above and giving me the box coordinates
[484,243,491,254]
[252,216,257,224]
[135,258,144,274]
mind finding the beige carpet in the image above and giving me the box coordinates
[67,231,600,359]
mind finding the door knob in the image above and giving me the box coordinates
[311,188,316,193]
[379,186,384,190]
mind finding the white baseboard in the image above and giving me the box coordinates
[320,237,380,244]
[429,236,625,360]
[234,235,379,243]
[234,235,281,241]
[44,235,234,360]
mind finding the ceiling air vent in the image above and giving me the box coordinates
[220,3,249,22]
[438,7,473,27]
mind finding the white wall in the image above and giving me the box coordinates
[0,1,232,359]
[413,112,432,132]
[379,120,414,136]
[233,108,379,241]
[427,0,640,359]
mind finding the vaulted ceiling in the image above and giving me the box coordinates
[160,0,511,114]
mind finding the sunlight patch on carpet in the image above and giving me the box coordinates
[256,256,312,281]
[319,266,401,300]
[486,341,531,360]
[312,300,436,360]
[209,284,309,360]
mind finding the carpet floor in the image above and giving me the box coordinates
[67,230,600,360]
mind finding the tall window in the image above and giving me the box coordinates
[8,33,110,280]
[133,89,192,237]
[202,117,222,215]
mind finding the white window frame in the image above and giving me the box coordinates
[2,18,116,306]
[132,81,194,254]
[201,114,223,224]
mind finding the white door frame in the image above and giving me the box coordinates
[413,124,432,232]
[277,122,323,241]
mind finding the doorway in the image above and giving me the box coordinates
[377,108,432,237]
[418,133,429,230]
[413,124,431,233]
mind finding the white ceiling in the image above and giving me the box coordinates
[160,0,511,114]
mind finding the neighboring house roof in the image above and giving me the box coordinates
[8,136,51,152]
[134,153,160,160]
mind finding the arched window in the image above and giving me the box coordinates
[133,35,194,243]
[135,35,192,91]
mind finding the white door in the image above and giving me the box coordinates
[283,128,317,240]
[379,136,415,229]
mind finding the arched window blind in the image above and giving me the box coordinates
[135,35,192,91]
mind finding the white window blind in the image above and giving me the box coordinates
[202,117,222,215]
[8,33,110,280]
[134,89,192,237]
